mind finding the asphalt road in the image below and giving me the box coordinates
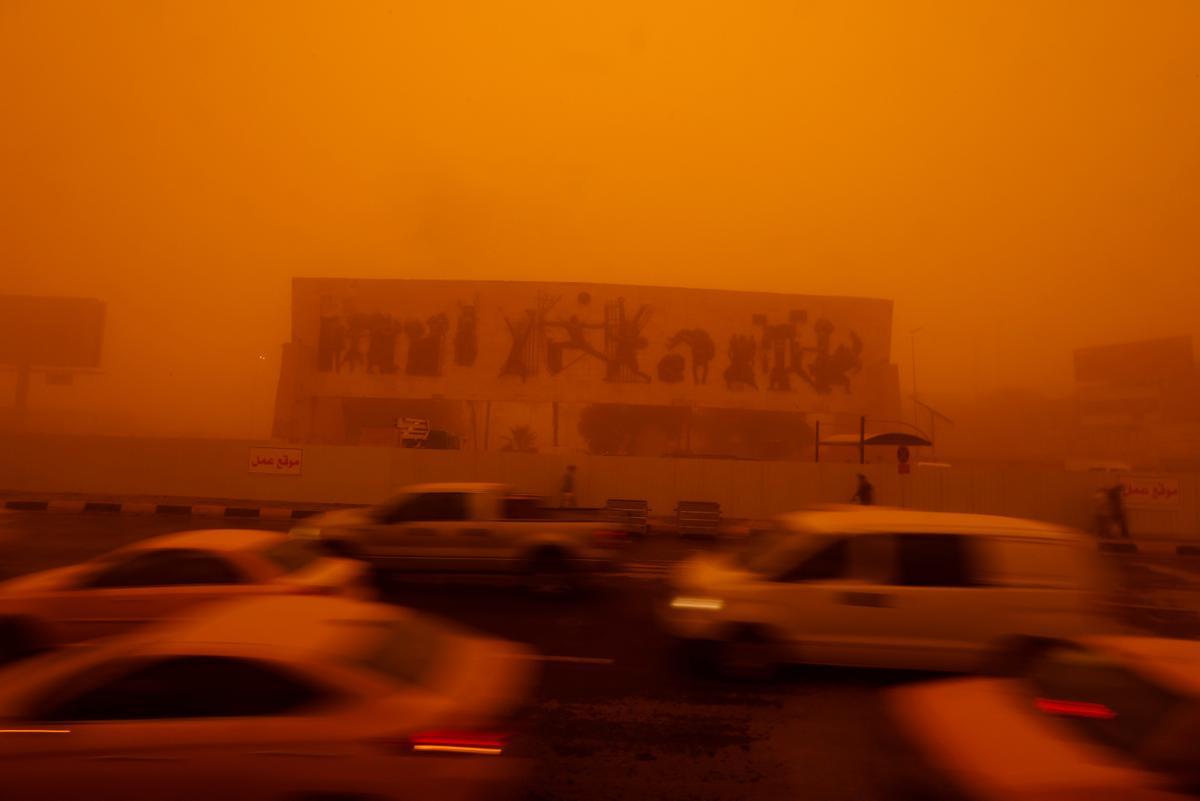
[2,510,1198,801]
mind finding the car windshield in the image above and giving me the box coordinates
[259,538,324,574]
[1026,645,1191,770]
[343,617,447,687]
[369,495,409,524]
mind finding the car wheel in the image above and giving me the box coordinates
[0,618,43,666]
[525,549,576,597]
[673,637,719,677]
[716,626,779,681]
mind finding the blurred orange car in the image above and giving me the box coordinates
[889,636,1200,800]
[0,529,370,661]
[0,595,535,801]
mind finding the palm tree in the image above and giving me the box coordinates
[500,425,538,453]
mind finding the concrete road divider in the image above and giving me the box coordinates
[3,497,330,520]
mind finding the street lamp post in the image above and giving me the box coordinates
[910,328,922,424]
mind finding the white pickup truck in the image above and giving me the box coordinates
[291,483,627,592]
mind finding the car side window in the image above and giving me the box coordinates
[778,537,849,582]
[39,656,329,722]
[894,534,978,587]
[373,493,470,524]
[372,495,411,525]
[85,550,243,589]
[502,496,544,520]
[401,493,470,522]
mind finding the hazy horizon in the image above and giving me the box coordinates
[3,1,1198,439]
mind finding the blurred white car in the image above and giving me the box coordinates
[0,595,535,801]
[888,636,1200,801]
[295,483,626,593]
[662,507,1114,677]
[0,529,370,660]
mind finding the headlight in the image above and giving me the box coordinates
[670,596,724,611]
[291,527,322,539]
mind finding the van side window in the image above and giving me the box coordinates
[850,534,895,583]
[894,534,977,587]
[778,537,848,582]
[984,539,1089,588]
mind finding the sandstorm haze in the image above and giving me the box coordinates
[2,0,1198,447]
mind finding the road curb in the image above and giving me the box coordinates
[1095,541,1200,557]
[3,498,325,521]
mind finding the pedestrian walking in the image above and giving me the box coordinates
[1106,482,1130,539]
[851,473,874,506]
[1092,487,1112,539]
[561,465,577,508]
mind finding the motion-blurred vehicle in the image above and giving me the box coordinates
[0,595,534,801]
[662,507,1114,677]
[0,529,369,661]
[888,636,1200,801]
[293,483,628,592]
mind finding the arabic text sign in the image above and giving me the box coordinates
[396,417,430,441]
[248,447,303,476]
[1120,475,1181,509]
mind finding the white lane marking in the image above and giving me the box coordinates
[507,654,615,665]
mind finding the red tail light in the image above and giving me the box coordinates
[402,729,509,756]
[1035,698,1116,720]
[592,529,629,548]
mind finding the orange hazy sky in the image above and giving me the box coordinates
[2,1,1198,437]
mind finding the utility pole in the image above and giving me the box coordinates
[910,328,922,426]
[859,415,866,465]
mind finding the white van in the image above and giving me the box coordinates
[662,507,1115,677]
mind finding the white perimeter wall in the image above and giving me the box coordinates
[1,435,1196,540]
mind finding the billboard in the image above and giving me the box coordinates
[290,279,894,414]
[1074,336,1194,386]
[0,295,105,368]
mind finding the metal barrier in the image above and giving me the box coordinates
[605,498,650,536]
[676,500,721,537]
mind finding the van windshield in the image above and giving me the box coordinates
[734,528,826,576]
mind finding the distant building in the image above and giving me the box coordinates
[271,279,902,458]
[1071,335,1200,469]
